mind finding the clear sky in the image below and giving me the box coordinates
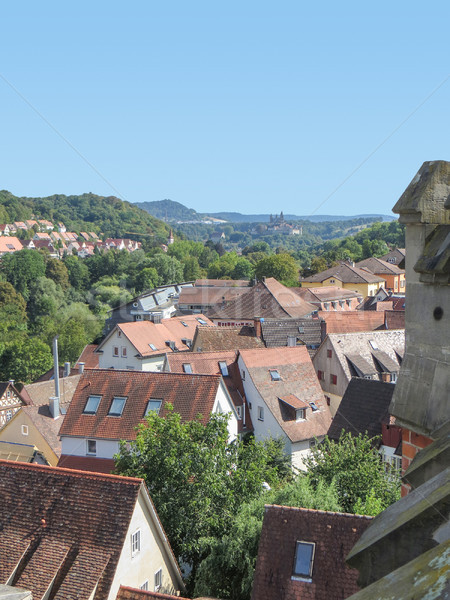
[1,1,449,217]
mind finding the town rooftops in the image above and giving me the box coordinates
[251,504,372,600]
[208,278,316,321]
[294,285,363,304]
[327,378,396,442]
[23,374,82,413]
[239,347,332,443]
[177,285,250,309]
[97,314,213,357]
[20,405,65,456]
[76,344,100,369]
[260,318,322,355]
[301,262,386,285]
[356,257,405,275]
[0,460,182,600]
[319,311,387,334]
[192,325,264,352]
[59,369,223,440]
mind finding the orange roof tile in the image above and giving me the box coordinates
[320,311,386,333]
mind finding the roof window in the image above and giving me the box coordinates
[182,363,193,373]
[197,318,208,325]
[218,361,229,376]
[145,399,162,416]
[293,541,315,580]
[369,340,379,350]
[83,395,101,414]
[270,369,281,381]
[108,396,127,416]
[309,402,319,412]
[181,321,189,327]
[149,343,157,351]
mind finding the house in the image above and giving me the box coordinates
[0,461,185,599]
[208,277,317,326]
[58,369,238,472]
[0,224,12,235]
[300,262,386,297]
[379,247,406,265]
[96,315,213,371]
[327,377,402,471]
[346,161,449,596]
[293,286,363,311]
[37,219,54,230]
[0,237,23,256]
[312,330,405,416]
[0,404,64,466]
[356,257,405,294]
[13,221,27,230]
[209,231,225,243]
[177,284,250,315]
[237,347,332,470]
[0,381,30,429]
[163,350,252,436]
[33,232,52,241]
[259,317,323,357]
[192,325,264,352]
[57,222,66,232]
[105,282,194,333]
[23,374,82,414]
[0,440,47,464]
[251,505,372,600]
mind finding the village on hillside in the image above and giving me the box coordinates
[0,162,448,599]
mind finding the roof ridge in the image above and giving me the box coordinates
[264,503,374,520]
[81,368,221,378]
[0,459,143,485]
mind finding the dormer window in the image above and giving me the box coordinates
[145,399,162,416]
[309,402,318,412]
[108,396,126,416]
[293,541,315,580]
[218,361,229,376]
[296,408,306,421]
[270,370,281,381]
[83,395,101,414]
[183,363,193,373]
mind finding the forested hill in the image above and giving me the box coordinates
[135,199,202,222]
[0,190,170,241]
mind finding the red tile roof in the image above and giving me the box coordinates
[294,286,363,303]
[195,279,250,287]
[117,586,191,600]
[320,311,386,333]
[384,310,405,330]
[0,236,23,253]
[0,460,143,599]
[58,455,116,473]
[59,370,222,440]
[251,505,372,600]
[239,347,332,442]
[76,344,100,368]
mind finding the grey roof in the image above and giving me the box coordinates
[261,318,322,352]
[356,257,405,275]
[301,262,385,285]
[324,330,405,383]
[327,378,395,442]
[345,354,377,377]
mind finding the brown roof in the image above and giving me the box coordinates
[178,285,249,307]
[294,286,363,303]
[209,278,316,320]
[251,505,372,600]
[23,374,81,412]
[59,370,222,440]
[195,279,250,287]
[76,344,99,368]
[0,461,142,599]
[356,257,405,275]
[58,455,116,473]
[320,311,386,333]
[193,326,264,352]
[384,310,405,330]
[301,262,385,285]
[21,405,64,457]
[239,347,332,442]
[100,315,213,357]
[117,586,191,600]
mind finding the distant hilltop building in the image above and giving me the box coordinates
[267,212,301,235]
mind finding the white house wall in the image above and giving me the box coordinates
[312,339,348,413]
[108,490,182,599]
[212,381,238,442]
[98,331,165,371]
[61,436,120,459]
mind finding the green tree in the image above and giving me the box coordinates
[254,253,299,286]
[1,249,46,300]
[45,258,70,290]
[63,255,90,291]
[304,432,400,514]
[134,267,159,293]
[194,476,340,600]
[0,338,53,383]
[150,254,184,285]
[114,409,291,588]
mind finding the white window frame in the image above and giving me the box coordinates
[154,568,162,591]
[113,346,119,357]
[236,405,242,420]
[140,581,148,590]
[131,529,141,557]
[257,406,264,421]
[296,408,306,421]
[22,424,29,436]
[292,541,315,581]
[121,346,127,358]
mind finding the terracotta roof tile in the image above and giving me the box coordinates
[59,370,222,440]
[251,505,372,600]
[195,278,250,287]
[356,257,405,275]
[76,344,100,368]
[117,585,191,600]
[57,455,116,473]
[0,461,142,599]
[294,286,363,304]
[23,375,81,412]
[320,311,386,333]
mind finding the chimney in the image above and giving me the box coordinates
[381,372,391,383]
[78,362,85,374]
[253,317,263,338]
[63,362,71,377]
[287,335,296,347]
[8,379,14,386]
[49,395,60,419]
[320,319,327,342]
[53,336,60,405]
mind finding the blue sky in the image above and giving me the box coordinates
[1,1,449,217]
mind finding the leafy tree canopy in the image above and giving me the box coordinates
[254,253,299,286]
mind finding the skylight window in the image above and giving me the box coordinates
[83,395,101,414]
[197,318,208,325]
[149,343,157,351]
[183,363,193,373]
[108,396,127,416]
[270,370,281,381]
[145,399,162,416]
[181,321,189,327]
[309,402,319,412]
[293,541,315,579]
[369,340,379,350]
[218,361,229,376]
